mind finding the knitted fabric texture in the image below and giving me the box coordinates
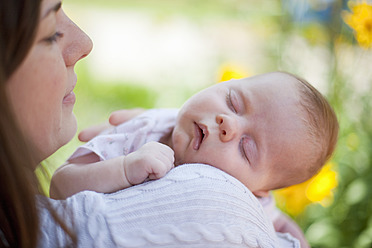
[38,164,299,247]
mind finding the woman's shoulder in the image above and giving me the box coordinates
[37,164,300,247]
[36,192,115,247]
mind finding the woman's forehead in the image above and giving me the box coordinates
[40,0,61,19]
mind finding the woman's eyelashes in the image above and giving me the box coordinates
[44,31,63,44]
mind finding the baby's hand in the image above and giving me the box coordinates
[123,141,175,185]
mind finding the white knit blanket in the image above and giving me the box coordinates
[38,164,300,247]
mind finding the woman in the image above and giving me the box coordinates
[1,0,300,247]
[1,0,92,246]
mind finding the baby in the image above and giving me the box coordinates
[51,71,338,199]
[50,72,338,247]
[51,71,338,247]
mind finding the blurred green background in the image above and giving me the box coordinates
[39,0,372,247]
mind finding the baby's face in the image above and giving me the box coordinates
[172,72,309,196]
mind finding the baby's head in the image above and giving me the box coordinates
[171,72,338,197]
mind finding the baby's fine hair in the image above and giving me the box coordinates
[288,72,339,178]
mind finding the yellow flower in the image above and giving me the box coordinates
[217,62,250,82]
[306,162,338,205]
[343,0,372,48]
[274,162,338,216]
[274,180,312,216]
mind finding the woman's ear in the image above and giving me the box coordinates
[253,190,270,198]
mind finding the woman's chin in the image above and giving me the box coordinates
[54,114,78,154]
[63,114,78,144]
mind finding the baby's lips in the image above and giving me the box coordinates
[192,122,209,150]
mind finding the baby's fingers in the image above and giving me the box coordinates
[143,143,175,179]
[143,142,175,163]
[148,159,174,179]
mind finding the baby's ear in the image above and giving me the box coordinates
[253,190,270,198]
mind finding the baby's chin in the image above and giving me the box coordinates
[174,154,207,167]
[173,153,194,166]
[174,156,184,166]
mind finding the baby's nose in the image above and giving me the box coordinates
[216,114,238,142]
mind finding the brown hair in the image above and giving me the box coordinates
[0,0,75,247]
[258,72,339,191]
[291,72,339,178]
[0,1,41,246]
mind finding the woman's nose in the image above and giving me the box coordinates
[216,114,238,142]
[63,17,93,67]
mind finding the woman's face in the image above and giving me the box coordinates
[6,0,93,162]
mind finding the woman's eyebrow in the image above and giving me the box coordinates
[42,1,62,19]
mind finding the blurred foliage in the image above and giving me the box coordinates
[273,0,372,247]
[41,0,372,246]
[70,0,281,21]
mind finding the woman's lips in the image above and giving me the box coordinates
[63,91,76,104]
[63,83,76,104]
[193,122,208,150]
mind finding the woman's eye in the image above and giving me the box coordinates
[45,32,63,43]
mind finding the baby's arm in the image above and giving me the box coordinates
[50,141,174,199]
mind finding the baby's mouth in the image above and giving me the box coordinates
[193,122,208,150]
